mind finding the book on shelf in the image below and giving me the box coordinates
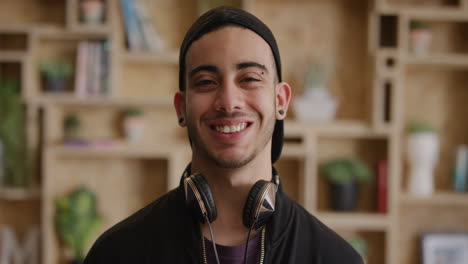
[120,0,165,52]
[74,40,110,98]
[133,0,165,52]
[453,145,468,193]
[376,159,388,213]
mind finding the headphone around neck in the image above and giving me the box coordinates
[183,166,279,230]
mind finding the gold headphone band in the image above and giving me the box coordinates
[186,177,208,217]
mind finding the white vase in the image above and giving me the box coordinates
[123,117,145,144]
[407,132,439,197]
[293,88,337,123]
[410,29,432,56]
[80,0,105,25]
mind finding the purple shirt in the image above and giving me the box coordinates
[205,234,261,264]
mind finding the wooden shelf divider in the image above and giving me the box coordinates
[0,51,26,62]
[400,192,468,206]
[0,186,41,201]
[122,50,179,64]
[404,54,468,68]
[316,212,390,231]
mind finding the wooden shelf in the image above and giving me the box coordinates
[0,51,27,62]
[316,212,390,231]
[405,54,468,68]
[402,8,468,22]
[400,192,468,206]
[0,24,34,33]
[69,24,111,35]
[33,25,110,39]
[30,94,173,107]
[379,5,467,21]
[122,50,179,64]
[50,142,189,159]
[285,120,390,138]
[0,186,40,201]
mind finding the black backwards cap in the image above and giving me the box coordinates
[178,6,284,163]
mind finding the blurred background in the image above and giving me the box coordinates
[0,0,467,263]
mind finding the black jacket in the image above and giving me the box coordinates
[84,171,363,263]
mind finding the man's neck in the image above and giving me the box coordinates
[191,153,272,246]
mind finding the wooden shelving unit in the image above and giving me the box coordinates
[1,0,467,263]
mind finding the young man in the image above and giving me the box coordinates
[84,6,363,264]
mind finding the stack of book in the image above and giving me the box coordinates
[74,40,110,97]
[120,0,165,52]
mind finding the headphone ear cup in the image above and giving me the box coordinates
[186,174,217,223]
[243,180,275,229]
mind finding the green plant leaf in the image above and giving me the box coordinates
[320,158,374,184]
[54,186,102,259]
[407,121,435,133]
[0,77,29,187]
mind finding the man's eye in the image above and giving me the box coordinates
[195,79,215,86]
[241,77,261,82]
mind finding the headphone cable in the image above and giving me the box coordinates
[243,219,256,264]
[204,215,221,264]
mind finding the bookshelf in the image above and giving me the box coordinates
[0,0,467,264]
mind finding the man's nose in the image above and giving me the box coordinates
[214,79,243,113]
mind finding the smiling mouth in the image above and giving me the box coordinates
[210,122,251,134]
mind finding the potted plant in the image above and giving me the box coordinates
[320,158,373,211]
[409,20,432,56]
[407,121,438,197]
[348,236,368,263]
[80,0,105,25]
[293,62,337,123]
[0,78,29,188]
[122,108,145,143]
[64,114,81,143]
[40,59,73,93]
[55,186,102,264]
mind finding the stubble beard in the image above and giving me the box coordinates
[186,111,276,169]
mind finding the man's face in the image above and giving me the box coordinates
[175,26,289,169]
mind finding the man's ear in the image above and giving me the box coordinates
[174,92,186,126]
[276,82,292,120]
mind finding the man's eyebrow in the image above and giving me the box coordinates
[236,62,268,73]
[189,65,219,79]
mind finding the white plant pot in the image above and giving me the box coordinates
[407,132,439,197]
[410,29,432,57]
[293,88,337,123]
[123,117,145,144]
[81,0,105,25]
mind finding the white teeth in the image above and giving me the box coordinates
[215,123,248,134]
